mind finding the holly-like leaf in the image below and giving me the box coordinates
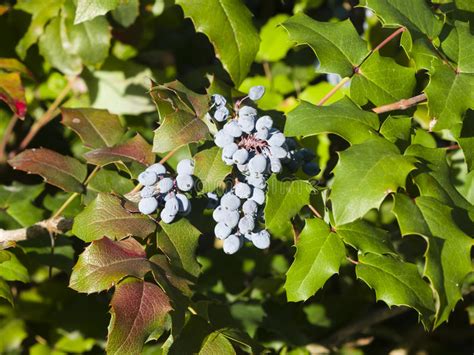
[441,22,474,74]
[75,0,120,24]
[70,237,151,294]
[264,176,314,240]
[0,251,29,283]
[336,219,396,256]
[152,111,210,153]
[405,145,472,210]
[61,108,124,148]
[285,97,379,145]
[193,147,232,193]
[112,0,139,28]
[106,279,172,355]
[199,331,236,355]
[392,194,473,328]
[0,278,12,305]
[356,253,436,328]
[351,52,417,107]
[158,219,201,279]
[330,138,415,226]
[285,218,346,302]
[84,134,154,168]
[15,0,63,59]
[72,193,156,242]
[256,14,293,63]
[8,148,87,193]
[360,0,443,39]
[0,72,27,118]
[379,115,412,147]
[459,114,473,171]
[176,0,260,85]
[282,13,369,77]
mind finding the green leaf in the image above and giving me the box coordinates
[38,17,83,75]
[285,97,379,144]
[176,0,260,85]
[0,278,12,305]
[61,108,124,148]
[0,72,27,117]
[360,0,443,39]
[15,0,64,59]
[356,253,436,327]
[425,60,474,134]
[330,138,415,225]
[112,0,139,27]
[285,218,346,301]
[75,0,120,24]
[336,219,396,255]
[0,251,28,283]
[199,331,236,355]
[379,115,412,147]
[392,194,473,328]
[0,319,27,352]
[0,182,44,209]
[84,134,155,169]
[256,14,293,63]
[351,52,417,106]
[8,148,87,193]
[264,176,314,240]
[72,193,156,242]
[106,279,172,355]
[459,113,474,171]
[70,237,151,293]
[7,200,44,227]
[152,111,210,153]
[193,147,232,193]
[158,219,201,278]
[405,145,472,209]
[441,22,474,74]
[282,13,369,77]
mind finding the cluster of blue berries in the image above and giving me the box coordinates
[137,159,194,223]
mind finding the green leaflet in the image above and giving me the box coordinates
[285,218,346,301]
[356,253,436,328]
[282,13,369,77]
[176,0,260,85]
[392,194,473,328]
[264,176,314,240]
[193,147,232,194]
[285,97,379,145]
[330,138,415,226]
[74,0,120,24]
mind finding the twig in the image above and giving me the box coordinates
[307,204,322,219]
[0,114,18,162]
[321,306,409,349]
[0,217,73,247]
[372,27,406,53]
[444,144,460,150]
[372,93,427,114]
[18,77,75,151]
[318,77,350,106]
[262,61,272,82]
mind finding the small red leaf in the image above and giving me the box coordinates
[8,148,87,192]
[0,72,27,118]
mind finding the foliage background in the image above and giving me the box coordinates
[0,0,473,354]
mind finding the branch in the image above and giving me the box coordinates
[372,93,427,114]
[372,27,406,53]
[0,217,73,248]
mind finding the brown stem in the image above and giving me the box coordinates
[444,144,460,150]
[262,61,272,82]
[372,93,427,114]
[0,114,18,162]
[18,77,75,151]
[318,77,350,106]
[307,204,322,219]
[372,27,406,52]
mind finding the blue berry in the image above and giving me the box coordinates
[214,106,229,122]
[251,188,265,205]
[255,115,273,130]
[232,149,249,164]
[176,174,194,191]
[146,163,167,175]
[252,230,271,249]
[223,120,243,138]
[248,86,265,101]
[211,94,226,107]
[215,130,234,148]
[248,155,267,174]
[177,159,195,175]
[238,215,255,234]
[215,222,232,240]
[223,234,242,254]
[222,143,238,159]
[138,197,158,215]
[157,177,174,193]
[221,193,241,210]
[303,162,320,176]
[242,199,258,215]
[138,171,158,186]
[234,182,251,199]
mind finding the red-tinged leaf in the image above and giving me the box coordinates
[61,108,124,148]
[0,58,33,78]
[70,237,151,294]
[84,134,154,167]
[107,279,172,355]
[72,193,156,242]
[0,72,27,118]
[8,148,87,193]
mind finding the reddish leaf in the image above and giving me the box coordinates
[107,279,172,355]
[0,72,27,118]
[0,58,33,78]
[70,237,152,294]
[8,148,87,193]
[84,134,154,167]
[61,108,124,148]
